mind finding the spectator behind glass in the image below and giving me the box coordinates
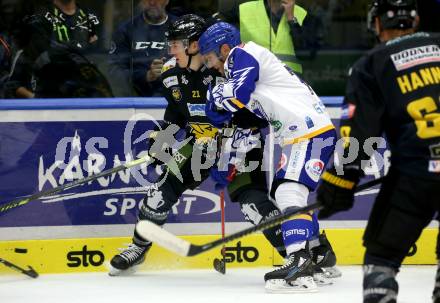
[5,0,102,98]
[0,0,13,98]
[217,0,323,74]
[109,0,178,97]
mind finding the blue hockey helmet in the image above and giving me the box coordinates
[198,22,241,56]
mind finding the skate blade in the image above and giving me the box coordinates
[106,261,138,277]
[322,266,342,278]
[313,272,333,286]
[265,277,318,293]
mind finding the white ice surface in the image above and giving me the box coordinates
[0,266,435,303]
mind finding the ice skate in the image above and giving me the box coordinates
[108,243,151,276]
[264,249,318,293]
[311,231,342,279]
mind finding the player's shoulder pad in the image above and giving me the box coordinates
[161,57,177,74]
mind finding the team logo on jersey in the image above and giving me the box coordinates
[171,87,182,101]
[188,122,218,139]
[163,76,178,88]
[181,75,189,85]
[391,45,440,71]
[305,159,325,182]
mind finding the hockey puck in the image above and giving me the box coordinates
[14,248,28,254]
[213,258,226,274]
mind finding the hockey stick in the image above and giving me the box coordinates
[0,155,152,214]
[136,177,384,257]
[213,190,226,274]
[0,258,39,278]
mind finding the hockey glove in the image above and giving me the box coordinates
[210,164,238,191]
[316,167,360,219]
[206,83,232,128]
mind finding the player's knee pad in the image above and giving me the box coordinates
[274,181,309,212]
[363,265,398,303]
[237,189,286,257]
[364,203,430,266]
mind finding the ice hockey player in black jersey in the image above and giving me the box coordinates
[109,14,304,276]
[316,0,440,302]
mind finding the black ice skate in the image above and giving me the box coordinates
[264,249,317,293]
[311,231,342,279]
[108,243,151,276]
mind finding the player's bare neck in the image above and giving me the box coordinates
[53,0,76,15]
[380,28,415,42]
[188,55,203,72]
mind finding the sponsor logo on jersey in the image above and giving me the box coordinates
[305,159,325,182]
[313,101,325,114]
[276,153,288,172]
[430,143,440,158]
[187,103,206,116]
[181,75,188,85]
[202,75,213,85]
[215,77,225,86]
[429,160,440,173]
[341,103,356,120]
[305,116,314,129]
[391,45,440,71]
[288,125,298,132]
[171,87,182,101]
[163,76,178,88]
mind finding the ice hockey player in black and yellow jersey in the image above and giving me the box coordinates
[317,0,440,302]
[108,14,339,277]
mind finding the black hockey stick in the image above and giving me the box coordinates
[0,258,39,278]
[0,155,152,214]
[136,177,384,257]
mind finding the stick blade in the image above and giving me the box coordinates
[135,220,191,256]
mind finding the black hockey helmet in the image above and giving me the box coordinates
[367,0,417,31]
[165,14,207,43]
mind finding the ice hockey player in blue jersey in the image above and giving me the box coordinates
[198,22,339,292]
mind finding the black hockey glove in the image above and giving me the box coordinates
[317,167,360,219]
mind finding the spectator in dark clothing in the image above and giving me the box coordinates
[5,0,107,98]
[109,0,178,97]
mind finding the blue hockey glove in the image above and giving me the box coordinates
[210,164,237,191]
[205,83,232,128]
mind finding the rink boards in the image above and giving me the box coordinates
[0,98,436,274]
